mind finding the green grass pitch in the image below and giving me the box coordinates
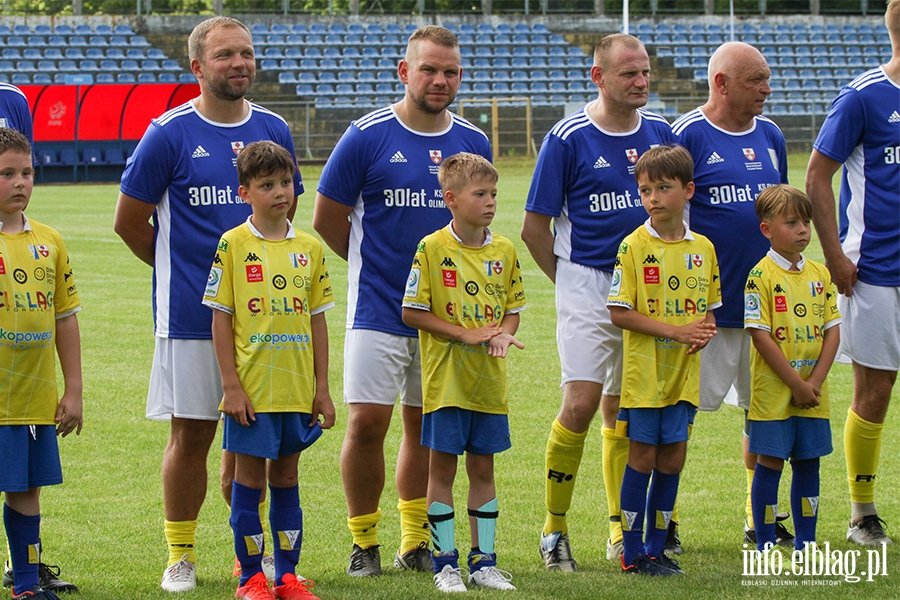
[10,153,899,599]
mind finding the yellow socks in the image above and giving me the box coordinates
[746,468,755,529]
[845,408,883,505]
[601,425,628,543]
[348,509,381,549]
[543,419,587,536]
[164,520,197,566]
[398,498,429,553]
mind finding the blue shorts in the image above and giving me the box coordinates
[616,402,696,446]
[421,407,511,455]
[748,417,833,461]
[0,426,62,492]
[223,413,322,460]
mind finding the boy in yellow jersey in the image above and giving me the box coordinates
[0,128,83,600]
[608,145,721,575]
[203,141,334,600]
[401,153,525,593]
[744,185,841,552]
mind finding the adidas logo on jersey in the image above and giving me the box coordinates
[593,156,611,169]
[192,145,210,159]
[706,152,724,164]
[390,151,407,163]
[890,111,900,123]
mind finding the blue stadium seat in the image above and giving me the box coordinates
[131,35,150,47]
[100,59,119,71]
[115,24,135,36]
[109,35,128,47]
[53,24,73,35]
[37,60,57,72]
[147,48,166,60]
[16,61,36,72]
[11,74,30,84]
[272,24,290,35]
[280,59,299,70]
[96,73,115,83]
[138,73,156,83]
[89,36,108,47]
[27,35,47,47]
[6,37,26,48]
[179,72,196,83]
[23,48,43,60]
[259,59,278,70]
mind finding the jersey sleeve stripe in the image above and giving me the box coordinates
[355,107,394,130]
[155,103,195,126]
[671,109,704,135]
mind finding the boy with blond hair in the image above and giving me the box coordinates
[744,184,840,552]
[608,145,720,575]
[402,152,525,592]
[203,141,334,600]
[0,128,83,600]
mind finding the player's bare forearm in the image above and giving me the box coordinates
[402,307,502,346]
[55,314,83,436]
[806,151,857,294]
[113,192,156,266]
[311,312,335,428]
[749,328,820,408]
[312,193,352,261]
[521,211,557,283]
[806,325,840,391]
[212,310,255,425]
[609,306,716,347]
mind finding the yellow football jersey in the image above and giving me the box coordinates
[203,220,333,413]
[402,225,525,415]
[0,217,81,425]
[744,251,841,421]
[608,222,721,409]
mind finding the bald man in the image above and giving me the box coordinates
[805,0,900,547]
[672,42,790,547]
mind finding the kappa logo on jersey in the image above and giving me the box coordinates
[746,280,759,291]
[684,254,702,269]
[890,111,900,123]
[442,269,457,288]
[644,266,659,284]
[213,254,223,265]
[390,151,407,163]
[625,148,638,164]
[441,257,456,268]
[429,150,443,164]
[27,245,50,259]
[743,147,756,161]
[643,254,660,264]
[191,145,210,159]
[774,295,787,312]
[774,284,785,293]
[231,141,244,154]
[484,260,503,275]
[246,264,263,283]
[809,281,824,297]
[244,252,261,262]
[593,156,611,169]
[706,152,724,164]
[290,253,308,268]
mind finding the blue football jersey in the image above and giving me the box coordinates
[120,101,303,339]
[814,68,900,287]
[0,83,34,146]
[673,109,788,328]
[525,107,675,272]
[317,106,491,337]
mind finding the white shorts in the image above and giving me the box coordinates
[556,259,623,395]
[838,280,900,371]
[147,337,223,421]
[343,328,423,407]
[698,327,751,411]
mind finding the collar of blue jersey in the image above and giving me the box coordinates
[448,220,492,247]
[245,215,296,240]
[767,247,805,272]
[0,212,32,233]
[642,218,693,241]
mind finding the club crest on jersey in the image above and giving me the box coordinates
[484,260,503,275]
[430,150,443,164]
[684,254,702,269]
[28,245,50,259]
[743,148,756,161]
[246,264,263,283]
[625,148,638,164]
[809,281,824,296]
[290,253,308,268]
[232,141,244,154]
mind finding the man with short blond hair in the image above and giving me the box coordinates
[522,33,674,570]
[805,0,900,547]
[314,25,491,578]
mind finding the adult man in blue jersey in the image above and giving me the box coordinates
[805,0,900,548]
[313,25,491,578]
[672,41,789,546]
[113,17,301,592]
[523,33,675,571]
[0,83,79,596]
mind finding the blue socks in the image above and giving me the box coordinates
[790,458,820,550]
[4,504,40,596]
[269,484,303,587]
[620,465,651,565]
[644,470,679,559]
[751,463,782,552]
[231,482,264,585]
